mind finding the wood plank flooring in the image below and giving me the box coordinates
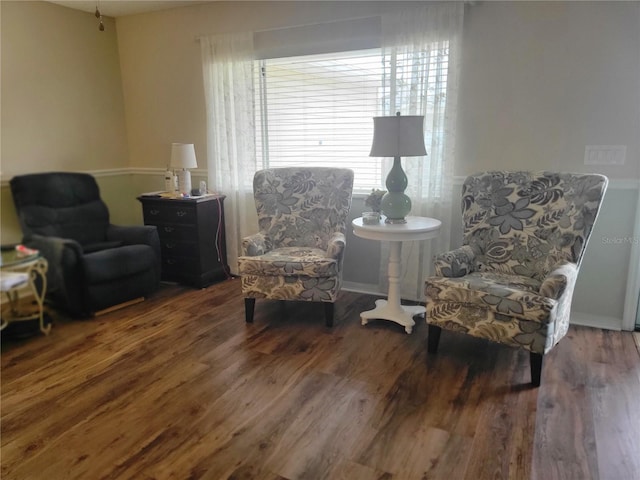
[2,279,639,480]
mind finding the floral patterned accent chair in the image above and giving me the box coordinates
[425,171,608,386]
[238,167,354,327]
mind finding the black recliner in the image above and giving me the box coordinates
[10,172,161,317]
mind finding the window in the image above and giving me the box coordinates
[255,45,449,193]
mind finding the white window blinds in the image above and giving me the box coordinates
[255,45,450,193]
[256,49,384,192]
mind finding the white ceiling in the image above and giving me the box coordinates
[47,1,210,18]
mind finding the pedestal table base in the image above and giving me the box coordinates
[360,299,425,334]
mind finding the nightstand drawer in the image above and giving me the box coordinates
[155,224,197,240]
[161,255,200,271]
[142,205,197,225]
[160,239,198,258]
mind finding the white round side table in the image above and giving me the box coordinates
[352,216,441,334]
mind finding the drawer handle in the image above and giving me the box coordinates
[166,259,177,265]
[163,226,175,233]
[150,209,160,215]
[165,242,175,249]
[176,210,187,217]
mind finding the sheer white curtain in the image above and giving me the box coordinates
[379,3,464,300]
[200,32,257,275]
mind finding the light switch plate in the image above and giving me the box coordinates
[584,145,627,165]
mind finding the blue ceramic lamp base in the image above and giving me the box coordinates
[381,193,411,224]
[381,156,411,224]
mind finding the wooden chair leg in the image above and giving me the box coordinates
[324,302,334,328]
[530,352,543,387]
[427,324,441,354]
[244,298,255,323]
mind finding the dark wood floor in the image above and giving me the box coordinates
[2,279,639,480]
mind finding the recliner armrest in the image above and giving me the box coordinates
[24,234,83,267]
[106,225,161,275]
[539,261,578,300]
[107,224,158,249]
[242,232,269,256]
[23,234,83,301]
[434,245,476,277]
[326,232,346,260]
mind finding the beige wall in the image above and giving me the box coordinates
[0,1,129,243]
[457,1,640,179]
[1,1,128,175]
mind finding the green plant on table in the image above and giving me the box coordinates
[364,189,386,213]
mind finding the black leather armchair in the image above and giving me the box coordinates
[10,172,161,317]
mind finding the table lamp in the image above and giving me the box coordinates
[170,143,198,196]
[369,113,427,224]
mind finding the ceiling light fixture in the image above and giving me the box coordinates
[95,1,104,31]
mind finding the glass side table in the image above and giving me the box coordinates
[0,248,50,335]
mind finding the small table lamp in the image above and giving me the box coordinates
[370,113,427,224]
[170,143,198,196]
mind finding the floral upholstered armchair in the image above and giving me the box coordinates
[425,171,608,386]
[238,167,354,327]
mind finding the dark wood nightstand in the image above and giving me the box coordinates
[137,194,229,288]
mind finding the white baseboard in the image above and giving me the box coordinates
[570,311,622,331]
[342,281,384,297]
[344,284,624,331]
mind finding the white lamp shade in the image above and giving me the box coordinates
[370,115,427,157]
[170,143,198,169]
